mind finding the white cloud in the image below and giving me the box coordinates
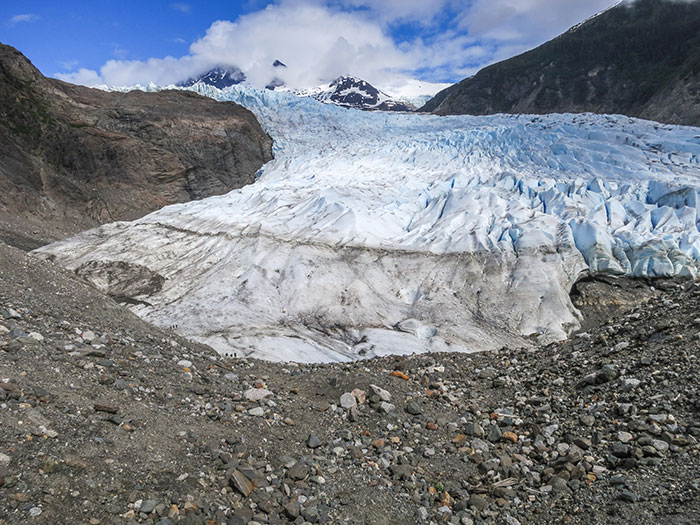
[57,2,441,94]
[337,0,457,25]
[54,0,623,94]
[459,0,616,43]
[8,13,39,26]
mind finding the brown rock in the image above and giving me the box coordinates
[0,43,273,250]
[229,469,254,497]
[501,431,518,444]
[94,403,119,414]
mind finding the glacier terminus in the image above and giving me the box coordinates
[35,84,700,362]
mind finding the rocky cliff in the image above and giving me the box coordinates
[0,44,273,249]
[421,0,700,127]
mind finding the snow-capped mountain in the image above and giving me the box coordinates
[36,84,700,363]
[295,75,414,111]
[178,66,245,89]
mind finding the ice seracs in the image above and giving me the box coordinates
[35,84,700,363]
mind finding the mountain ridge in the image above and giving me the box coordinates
[421,0,700,126]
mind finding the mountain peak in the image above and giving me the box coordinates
[314,75,414,112]
[178,66,246,89]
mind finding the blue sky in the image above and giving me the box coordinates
[0,0,618,96]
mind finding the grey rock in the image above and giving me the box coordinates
[339,392,357,409]
[379,401,396,413]
[307,434,322,449]
[140,500,158,514]
[405,400,423,415]
[487,425,502,443]
[244,388,272,402]
[370,384,391,402]
[618,490,638,503]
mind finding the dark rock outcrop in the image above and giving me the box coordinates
[0,44,273,249]
[421,0,700,127]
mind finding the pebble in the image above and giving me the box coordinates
[617,431,634,444]
[248,407,265,417]
[229,470,253,497]
[339,392,357,409]
[370,384,392,402]
[307,434,322,449]
[244,388,272,402]
[140,500,158,514]
[621,378,641,392]
[405,400,423,415]
[379,401,396,413]
[618,490,638,503]
[351,388,366,403]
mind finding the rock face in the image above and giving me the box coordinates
[421,0,700,127]
[0,44,273,249]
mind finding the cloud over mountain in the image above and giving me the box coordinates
[55,0,618,94]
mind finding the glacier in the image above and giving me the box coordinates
[35,84,700,362]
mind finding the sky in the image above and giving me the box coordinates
[0,0,621,97]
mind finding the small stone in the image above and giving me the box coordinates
[469,494,489,511]
[617,431,634,444]
[574,437,592,450]
[177,360,192,368]
[82,330,96,342]
[140,500,158,514]
[94,404,119,414]
[248,407,265,417]
[351,389,366,404]
[465,423,484,437]
[471,438,490,452]
[27,332,44,342]
[551,476,571,494]
[0,453,10,465]
[370,384,391,402]
[5,308,21,319]
[244,388,273,402]
[618,490,638,503]
[9,328,27,339]
[487,425,502,443]
[29,507,42,517]
[580,415,595,427]
[307,434,322,449]
[405,400,423,415]
[229,469,254,497]
[621,378,641,392]
[339,393,357,409]
[379,401,395,413]
[501,431,518,444]
[651,439,669,454]
[283,502,300,520]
